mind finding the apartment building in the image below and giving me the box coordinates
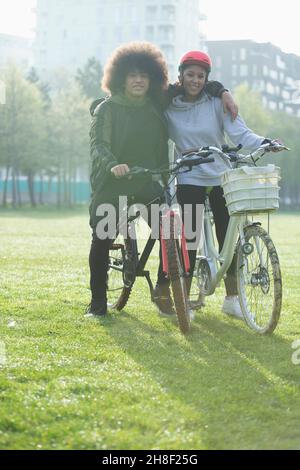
[207,40,300,116]
[0,33,33,70]
[34,0,205,80]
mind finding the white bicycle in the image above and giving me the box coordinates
[185,142,290,334]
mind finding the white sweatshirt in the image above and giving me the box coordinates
[165,93,265,186]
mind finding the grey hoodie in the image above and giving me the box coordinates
[165,93,265,186]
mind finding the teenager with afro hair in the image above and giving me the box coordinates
[87,42,236,317]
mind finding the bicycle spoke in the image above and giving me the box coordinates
[107,233,135,310]
[237,225,282,334]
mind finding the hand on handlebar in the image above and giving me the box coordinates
[262,139,289,153]
[111,164,131,178]
[269,139,286,152]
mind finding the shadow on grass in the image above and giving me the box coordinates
[102,310,300,449]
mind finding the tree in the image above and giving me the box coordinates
[27,67,39,84]
[233,83,300,207]
[48,83,89,207]
[27,66,51,110]
[233,83,271,135]
[76,57,104,100]
[266,111,300,206]
[0,64,45,207]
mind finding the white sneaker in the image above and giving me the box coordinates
[222,296,244,320]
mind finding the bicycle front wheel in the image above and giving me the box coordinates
[237,224,282,334]
[107,233,136,311]
[165,216,190,334]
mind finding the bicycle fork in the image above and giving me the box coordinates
[160,210,190,276]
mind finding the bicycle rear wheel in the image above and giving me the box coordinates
[237,224,282,334]
[165,216,190,334]
[107,232,137,311]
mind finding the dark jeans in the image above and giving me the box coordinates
[176,184,238,296]
[89,182,167,301]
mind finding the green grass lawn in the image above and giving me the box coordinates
[0,208,300,450]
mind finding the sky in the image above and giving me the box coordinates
[0,0,300,56]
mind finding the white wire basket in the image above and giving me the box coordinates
[221,164,281,215]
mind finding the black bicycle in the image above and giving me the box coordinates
[106,153,214,334]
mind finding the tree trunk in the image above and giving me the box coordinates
[27,172,36,207]
[68,170,72,208]
[39,173,44,205]
[57,169,61,208]
[2,166,10,207]
[11,168,17,208]
[72,167,77,205]
[62,167,66,205]
[47,176,53,205]
[16,170,22,207]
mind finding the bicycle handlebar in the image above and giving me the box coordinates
[180,142,290,165]
[119,142,290,180]
[123,155,215,179]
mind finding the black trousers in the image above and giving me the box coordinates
[89,182,168,301]
[176,184,237,296]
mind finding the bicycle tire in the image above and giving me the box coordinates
[237,224,282,334]
[165,215,190,334]
[107,233,136,311]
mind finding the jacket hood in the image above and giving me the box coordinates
[90,93,151,116]
[90,98,106,116]
[169,91,210,111]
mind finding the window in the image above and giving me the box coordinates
[268,101,277,110]
[131,25,140,38]
[216,56,222,68]
[168,65,175,79]
[276,54,286,69]
[240,48,246,60]
[232,64,237,76]
[161,45,174,62]
[158,25,174,42]
[146,26,154,41]
[270,70,278,80]
[161,4,175,21]
[146,5,157,21]
[232,49,237,61]
[128,5,137,21]
[266,82,274,94]
[240,64,248,77]
[214,71,222,81]
[282,89,290,99]
[115,27,123,42]
[252,64,258,76]
[263,65,268,76]
[260,80,266,91]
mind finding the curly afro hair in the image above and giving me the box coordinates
[101,42,169,100]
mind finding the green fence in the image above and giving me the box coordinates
[0,179,91,204]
